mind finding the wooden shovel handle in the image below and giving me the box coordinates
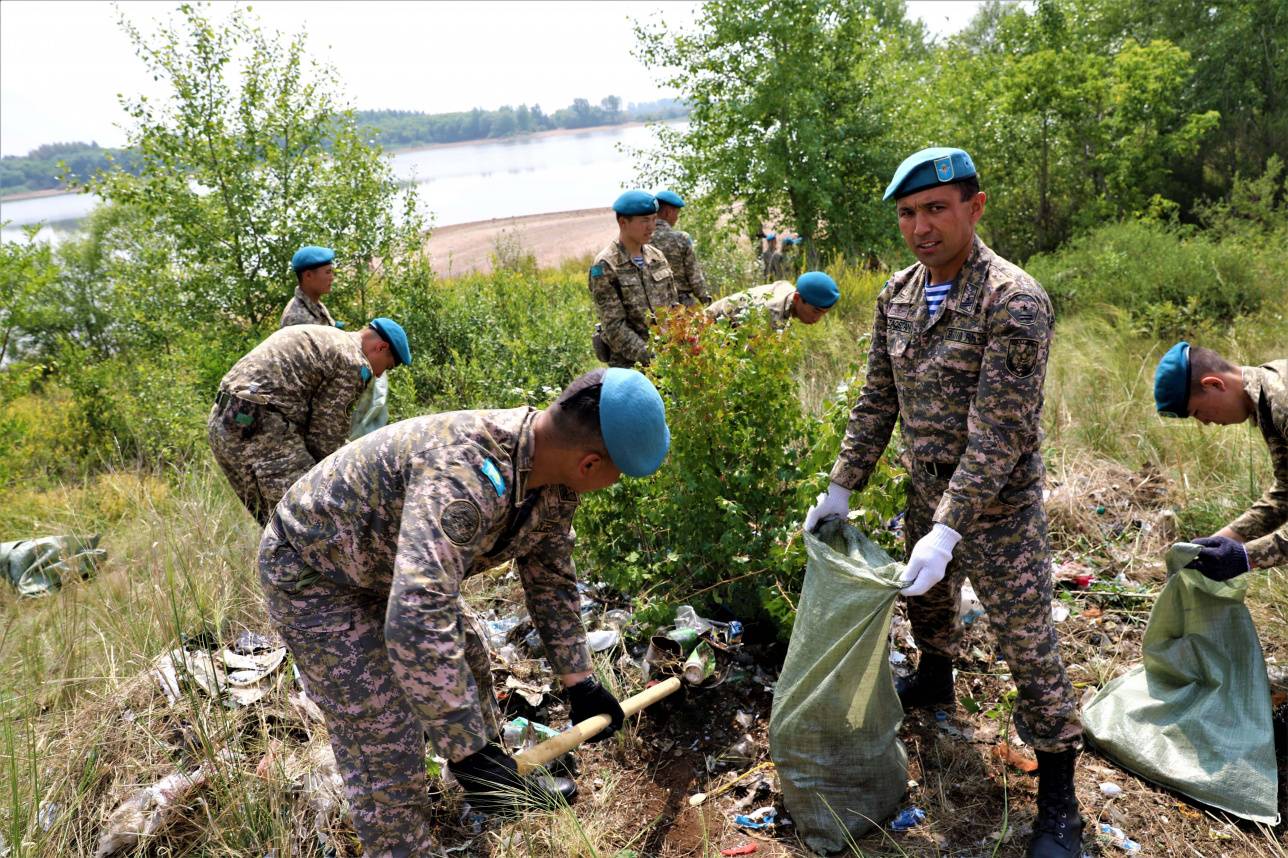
[514,676,682,774]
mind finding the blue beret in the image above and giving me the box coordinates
[1154,341,1191,418]
[765,232,777,241]
[795,271,840,309]
[655,189,685,208]
[291,245,335,272]
[600,368,670,477]
[884,147,977,201]
[613,190,658,217]
[369,317,412,367]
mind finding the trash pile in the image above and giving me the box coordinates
[150,629,288,709]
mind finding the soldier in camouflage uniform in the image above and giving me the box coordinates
[652,190,711,307]
[803,148,1082,858]
[706,271,839,331]
[589,190,678,367]
[258,368,670,856]
[760,233,786,280]
[1154,343,1288,575]
[207,319,410,525]
[280,245,338,327]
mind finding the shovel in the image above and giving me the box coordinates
[514,676,682,775]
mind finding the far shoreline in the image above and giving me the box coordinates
[0,117,686,203]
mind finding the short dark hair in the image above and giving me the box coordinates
[1188,346,1237,396]
[956,175,980,201]
[549,370,607,452]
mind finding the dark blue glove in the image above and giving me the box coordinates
[565,676,624,743]
[1185,535,1250,581]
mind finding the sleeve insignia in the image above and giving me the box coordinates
[480,458,506,496]
[440,499,482,546]
[1005,294,1039,326]
[590,264,604,278]
[1005,338,1041,378]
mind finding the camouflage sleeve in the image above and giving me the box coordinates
[685,236,711,305]
[305,365,366,461]
[589,263,649,364]
[1230,405,1288,569]
[829,291,900,490]
[934,286,1053,532]
[516,530,592,676]
[385,448,506,758]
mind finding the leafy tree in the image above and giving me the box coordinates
[633,0,924,263]
[87,3,422,329]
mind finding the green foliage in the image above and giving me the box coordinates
[633,0,924,262]
[0,142,142,196]
[575,307,904,637]
[89,2,422,329]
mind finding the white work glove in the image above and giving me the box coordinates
[803,482,852,533]
[901,523,961,596]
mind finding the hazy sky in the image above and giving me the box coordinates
[0,1,982,158]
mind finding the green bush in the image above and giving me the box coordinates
[574,306,905,638]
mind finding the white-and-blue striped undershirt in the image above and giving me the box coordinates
[631,254,646,269]
[925,280,952,317]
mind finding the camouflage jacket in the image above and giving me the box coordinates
[589,240,677,366]
[218,326,369,462]
[706,281,796,330]
[652,220,710,307]
[274,408,592,743]
[830,236,1053,534]
[1232,359,1288,568]
[761,249,786,281]
[280,287,336,328]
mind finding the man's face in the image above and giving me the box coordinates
[1188,379,1249,425]
[896,185,984,273]
[301,263,335,296]
[793,294,829,325]
[619,214,656,247]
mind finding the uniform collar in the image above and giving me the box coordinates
[294,286,327,312]
[1242,366,1269,429]
[906,234,990,325]
[654,219,672,233]
[511,407,539,507]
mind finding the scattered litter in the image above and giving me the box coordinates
[720,845,758,856]
[683,641,717,684]
[688,762,775,806]
[933,710,948,722]
[503,675,551,707]
[602,608,632,630]
[889,806,926,831]
[94,757,225,856]
[149,637,287,709]
[734,710,755,730]
[1053,563,1095,589]
[675,605,713,634]
[501,716,560,749]
[733,806,777,830]
[485,615,525,649]
[1096,822,1142,852]
[957,580,985,626]
[289,689,326,724]
[586,629,619,652]
[1083,605,1103,619]
[36,801,59,831]
[1099,782,1123,797]
[722,733,757,763]
[993,743,1039,773]
[232,630,279,654]
[888,650,907,665]
[1051,602,1070,623]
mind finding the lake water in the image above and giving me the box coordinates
[0,120,683,244]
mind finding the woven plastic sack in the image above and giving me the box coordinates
[1082,543,1279,824]
[1,534,105,598]
[349,374,389,439]
[769,521,908,852]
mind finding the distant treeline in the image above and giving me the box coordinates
[0,97,688,197]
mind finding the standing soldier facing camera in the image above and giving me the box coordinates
[589,190,678,367]
[804,147,1083,858]
[281,245,338,328]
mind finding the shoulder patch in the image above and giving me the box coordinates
[480,459,506,497]
[360,365,372,383]
[590,264,604,278]
[1005,337,1041,378]
[440,499,482,546]
[1005,293,1040,326]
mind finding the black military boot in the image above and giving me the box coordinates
[895,653,956,710]
[449,743,577,816]
[1028,748,1084,858]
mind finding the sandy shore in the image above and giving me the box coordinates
[425,207,617,277]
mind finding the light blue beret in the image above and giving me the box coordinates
[795,271,840,309]
[1154,341,1191,418]
[370,317,412,367]
[655,189,685,208]
[600,368,670,477]
[884,147,977,201]
[613,190,659,217]
[291,245,335,272]
[765,232,777,241]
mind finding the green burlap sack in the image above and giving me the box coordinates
[1082,543,1280,824]
[1,534,105,598]
[769,521,908,852]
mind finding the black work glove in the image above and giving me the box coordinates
[449,743,572,815]
[565,676,625,743]
[1185,535,1250,581]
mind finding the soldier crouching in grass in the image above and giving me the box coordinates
[207,318,411,525]
[804,147,1084,858]
[258,368,670,856]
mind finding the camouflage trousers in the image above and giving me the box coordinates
[258,522,501,857]
[904,488,1082,753]
[207,401,315,526]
